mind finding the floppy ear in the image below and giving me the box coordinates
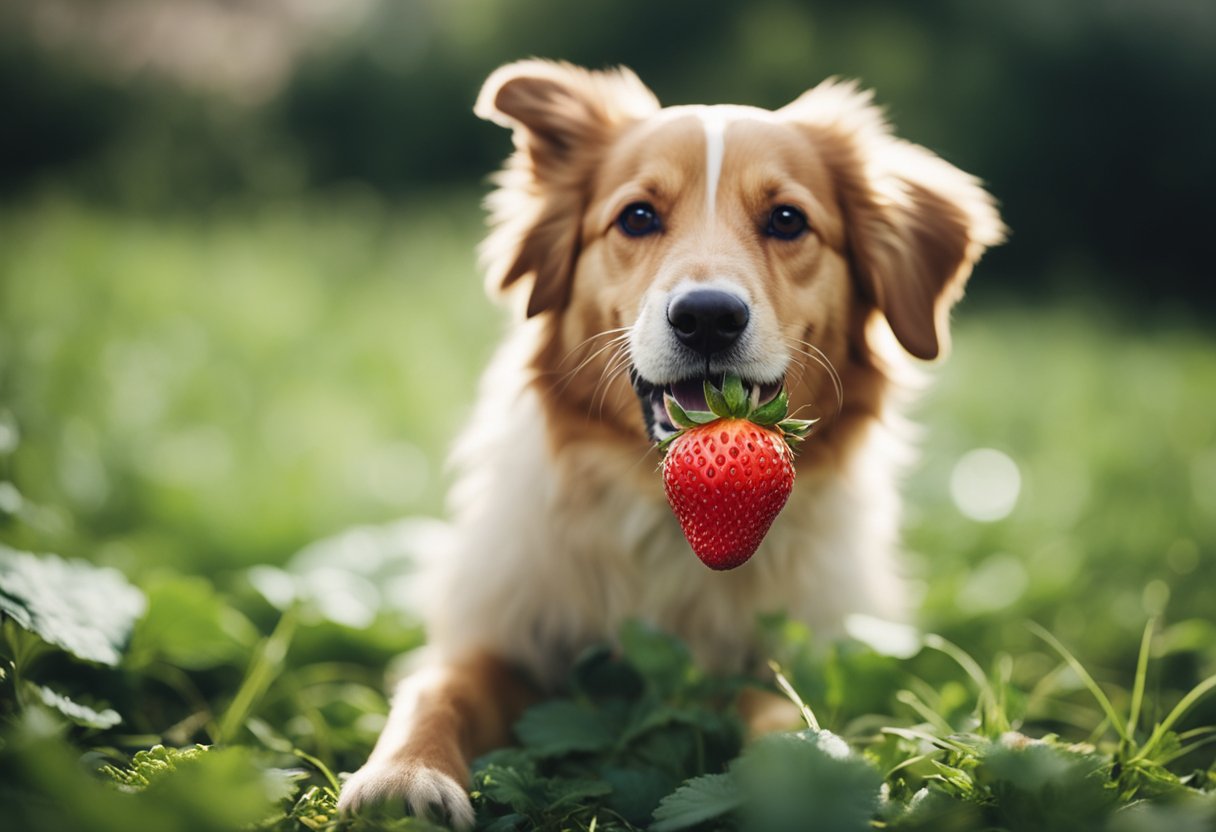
[782,81,1005,360]
[475,60,660,317]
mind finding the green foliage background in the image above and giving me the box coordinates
[1,1,1214,829]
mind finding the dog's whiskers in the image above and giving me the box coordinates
[556,326,632,369]
[590,344,634,420]
[554,330,633,397]
[782,336,845,418]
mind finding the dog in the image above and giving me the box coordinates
[337,60,1003,828]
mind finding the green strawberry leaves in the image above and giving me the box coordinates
[663,396,717,430]
[0,545,146,667]
[750,389,790,425]
[659,376,817,457]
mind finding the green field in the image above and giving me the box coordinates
[1,196,1214,830]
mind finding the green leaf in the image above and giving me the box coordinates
[1107,794,1216,832]
[0,545,146,667]
[721,374,747,416]
[24,682,122,730]
[513,701,619,757]
[620,620,694,696]
[141,746,297,827]
[126,575,258,670]
[777,417,817,438]
[980,740,1116,830]
[98,743,296,829]
[102,744,211,791]
[750,389,790,425]
[734,730,882,832]
[475,763,545,813]
[569,644,645,700]
[545,777,614,811]
[663,395,698,430]
[650,772,742,831]
[475,761,611,818]
[704,379,731,418]
[482,813,526,832]
[602,765,678,825]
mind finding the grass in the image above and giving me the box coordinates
[0,194,1214,830]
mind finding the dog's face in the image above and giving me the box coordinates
[477,62,1003,451]
[572,107,856,442]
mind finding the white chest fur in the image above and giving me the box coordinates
[425,341,906,689]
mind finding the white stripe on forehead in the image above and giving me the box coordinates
[699,110,728,219]
[653,105,782,218]
[688,105,781,218]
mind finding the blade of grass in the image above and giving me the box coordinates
[885,752,938,779]
[294,748,342,796]
[894,689,955,735]
[768,660,820,730]
[881,726,973,755]
[218,608,297,743]
[1133,672,1216,763]
[1027,621,1128,743]
[923,633,1006,734]
[1159,733,1216,766]
[1126,618,1156,741]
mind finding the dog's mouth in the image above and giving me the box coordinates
[631,371,784,442]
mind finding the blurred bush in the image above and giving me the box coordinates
[3,0,1215,305]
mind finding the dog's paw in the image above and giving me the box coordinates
[337,760,474,831]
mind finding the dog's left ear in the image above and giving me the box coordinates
[476,60,660,317]
[782,81,1006,360]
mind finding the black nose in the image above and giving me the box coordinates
[666,289,750,357]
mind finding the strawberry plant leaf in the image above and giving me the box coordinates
[663,395,699,430]
[734,730,882,832]
[24,682,121,730]
[704,379,731,418]
[0,545,146,667]
[650,772,742,831]
[513,700,620,757]
[126,575,258,671]
[1107,796,1216,832]
[601,764,678,825]
[777,417,816,435]
[102,744,211,791]
[620,620,694,696]
[721,374,747,415]
[475,761,547,814]
[980,740,1117,830]
[750,389,789,425]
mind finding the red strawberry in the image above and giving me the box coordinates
[659,376,814,570]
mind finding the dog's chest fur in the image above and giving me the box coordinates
[424,331,907,689]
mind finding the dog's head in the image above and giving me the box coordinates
[476,61,1004,450]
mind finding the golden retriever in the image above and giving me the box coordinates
[337,60,1003,827]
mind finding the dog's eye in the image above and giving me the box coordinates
[618,202,661,237]
[766,205,808,240]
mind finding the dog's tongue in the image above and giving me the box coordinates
[669,379,709,413]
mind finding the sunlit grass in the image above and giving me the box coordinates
[0,192,500,571]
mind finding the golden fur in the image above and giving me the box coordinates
[339,60,1003,827]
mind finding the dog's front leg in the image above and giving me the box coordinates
[337,652,537,830]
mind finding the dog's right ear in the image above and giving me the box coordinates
[476,60,659,317]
